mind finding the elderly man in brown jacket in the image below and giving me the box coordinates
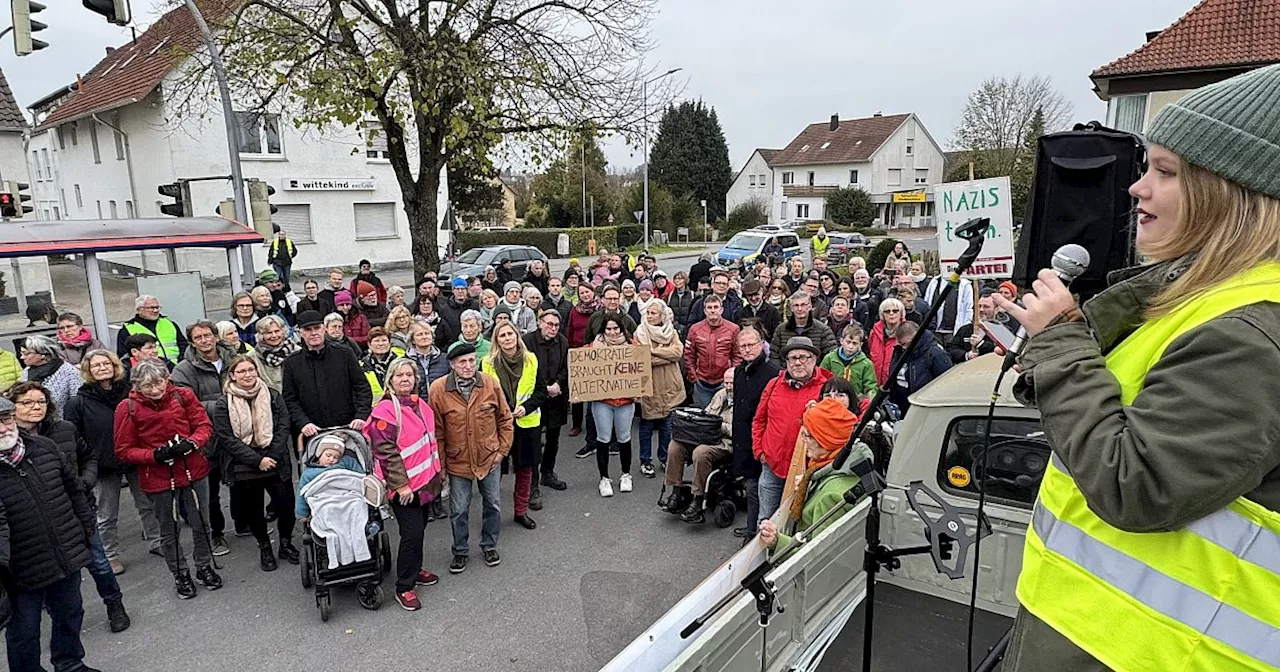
[428,342,514,575]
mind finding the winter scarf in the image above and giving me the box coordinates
[634,304,677,347]
[225,379,274,448]
[57,328,94,348]
[453,373,477,402]
[257,338,299,368]
[789,398,856,521]
[0,427,23,467]
[491,345,526,411]
[366,351,394,390]
[575,293,600,315]
[25,357,63,383]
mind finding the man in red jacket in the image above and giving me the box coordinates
[752,336,833,524]
[683,294,741,408]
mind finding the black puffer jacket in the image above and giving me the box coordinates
[211,388,293,485]
[64,380,129,479]
[732,353,780,479]
[524,330,569,428]
[0,432,94,592]
[36,418,95,494]
[668,289,696,337]
[436,295,479,346]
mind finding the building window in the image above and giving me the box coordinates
[363,119,390,160]
[905,142,914,156]
[52,206,60,220]
[1112,94,1148,135]
[807,171,815,186]
[90,121,101,163]
[782,172,794,185]
[74,185,83,208]
[113,126,125,160]
[57,126,66,150]
[109,200,118,218]
[749,175,757,187]
[234,111,283,155]
[887,168,902,186]
[42,149,51,179]
[274,203,313,242]
[795,203,810,219]
[354,202,397,239]
[915,168,929,185]
[31,151,40,180]
[69,123,78,146]
[96,201,103,218]
[125,200,135,218]
[902,204,916,217]
[758,174,766,187]
[849,169,859,184]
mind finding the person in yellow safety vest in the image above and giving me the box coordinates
[994,65,1280,672]
[810,227,830,260]
[115,295,188,365]
[481,322,544,530]
[360,327,406,403]
[267,225,298,285]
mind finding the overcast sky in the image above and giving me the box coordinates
[3,0,1196,171]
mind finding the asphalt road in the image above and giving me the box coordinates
[67,431,742,672]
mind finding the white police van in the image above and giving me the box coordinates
[716,227,802,267]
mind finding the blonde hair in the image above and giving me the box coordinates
[387,306,413,331]
[78,349,125,384]
[1143,160,1280,317]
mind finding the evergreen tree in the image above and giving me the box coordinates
[826,187,877,227]
[530,132,613,228]
[648,100,733,220]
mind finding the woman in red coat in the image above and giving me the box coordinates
[867,297,905,385]
[112,358,221,600]
[564,282,598,436]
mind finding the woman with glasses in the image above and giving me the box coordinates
[229,292,261,347]
[590,315,639,498]
[868,298,905,385]
[18,335,81,415]
[250,315,298,394]
[54,312,106,366]
[9,381,131,633]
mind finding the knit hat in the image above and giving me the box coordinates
[998,281,1018,298]
[742,279,762,296]
[451,276,468,289]
[356,280,376,297]
[257,269,279,283]
[802,398,857,453]
[638,279,654,292]
[334,289,353,306]
[569,257,580,266]
[1146,63,1280,200]
[317,435,345,460]
[503,281,522,296]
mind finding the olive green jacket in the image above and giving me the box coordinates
[1004,257,1280,671]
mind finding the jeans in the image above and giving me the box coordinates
[6,572,86,672]
[86,528,122,604]
[449,466,501,556]
[638,416,673,465]
[273,263,291,283]
[744,479,760,535]
[150,477,213,575]
[758,465,786,525]
[390,497,429,592]
[590,401,635,444]
[231,477,296,545]
[693,381,722,409]
[541,425,562,475]
[95,470,161,558]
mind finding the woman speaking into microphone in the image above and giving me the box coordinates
[996,65,1280,671]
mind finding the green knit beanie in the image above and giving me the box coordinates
[1146,63,1280,200]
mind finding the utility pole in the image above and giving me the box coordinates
[581,133,587,229]
[642,67,682,253]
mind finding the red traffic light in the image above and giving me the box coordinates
[0,193,12,206]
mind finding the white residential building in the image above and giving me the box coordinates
[25,3,447,280]
[725,148,778,216]
[0,69,55,311]
[765,113,945,229]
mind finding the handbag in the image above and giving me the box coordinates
[672,407,723,447]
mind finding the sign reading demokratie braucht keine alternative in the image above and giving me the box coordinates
[568,345,653,403]
[935,176,1014,280]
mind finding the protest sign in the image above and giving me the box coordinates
[936,176,1015,279]
[568,345,653,403]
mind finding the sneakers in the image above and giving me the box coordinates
[483,549,501,567]
[106,599,131,633]
[196,565,223,591]
[149,545,163,557]
[108,558,125,575]
[415,569,439,586]
[599,477,614,498]
[640,463,656,478]
[733,526,754,538]
[211,536,230,557]
[514,514,537,530]
[528,483,543,511]
[619,473,633,493]
[541,471,568,490]
[234,522,252,537]
[609,444,620,455]
[395,590,422,611]
[278,540,300,565]
[259,541,278,572]
[174,571,197,600]
[575,444,596,459]
[568,426,582,437]
[449,555,467,574]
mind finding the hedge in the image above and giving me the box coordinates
[455,227,618,258]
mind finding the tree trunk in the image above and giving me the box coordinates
[405,164,443,278]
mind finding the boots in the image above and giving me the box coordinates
[662,486,692,514]
[259,540,278,572]
[680,496,706,524]
[105,598,131,633]
[529,480,544,511]
[278,539,300,565]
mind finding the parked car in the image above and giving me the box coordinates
[716,230,802,267]
[824,232,874,264]
[439,244,548,283]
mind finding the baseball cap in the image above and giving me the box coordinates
[452,277,468,289]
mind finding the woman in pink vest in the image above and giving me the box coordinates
[366,358,443,612]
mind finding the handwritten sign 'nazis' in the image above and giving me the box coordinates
[568,345,653,403]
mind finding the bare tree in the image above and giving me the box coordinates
[171,0,676,275]
[950,74,1072,178]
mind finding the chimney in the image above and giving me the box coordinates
[106,47,116,55]
[830,114,839,131]
[1145,30,1162,42]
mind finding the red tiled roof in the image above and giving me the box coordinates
[0,69,27,132]
[758,148,779,166]
[770,114,911,167]
[38,0,236,130]
[1093,0,1280,78]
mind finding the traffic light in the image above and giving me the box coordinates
[81,0,129,25]
[0,181,32,218]
[0,190,15,219]
[12,0,48,57]
[247,178,277,238]
[157,181,191,217]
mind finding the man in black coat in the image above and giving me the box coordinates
[0,399,103,672]
[524,310,570,505]
[688,253,714,292]
[731,326,780,540]
[282,311,373,440]
[437,277,480,345]
[737,279,781,340]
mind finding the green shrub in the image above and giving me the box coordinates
[455,227,618,258]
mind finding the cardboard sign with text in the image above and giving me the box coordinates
[568,345,653,403]
[936,176,1015,279]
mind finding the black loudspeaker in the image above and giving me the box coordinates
[1014,122,1145,299]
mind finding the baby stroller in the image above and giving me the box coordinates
[297,428,393,622]
[658,408,748,528]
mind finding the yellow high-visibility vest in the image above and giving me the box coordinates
[1017,262,1280,671]
[481,352,541,428]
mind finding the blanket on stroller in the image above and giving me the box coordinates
[299,468,372,569]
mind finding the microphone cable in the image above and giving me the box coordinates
[966,363,1011,672]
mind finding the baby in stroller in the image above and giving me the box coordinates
[297,436,365,517]
[297,434,376,569]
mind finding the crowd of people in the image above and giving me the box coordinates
[0,241,1024,671]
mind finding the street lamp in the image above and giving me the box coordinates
[701,199,707,244]
[643,67,682,252]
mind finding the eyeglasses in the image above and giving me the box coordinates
[883,308,901,314]
[0,414,14,425]
[786,354,814,364]
[235,303,253,309]
[140,304,161,311]
[15,399,47,408]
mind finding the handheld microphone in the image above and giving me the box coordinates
[1001,244,1090,372]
